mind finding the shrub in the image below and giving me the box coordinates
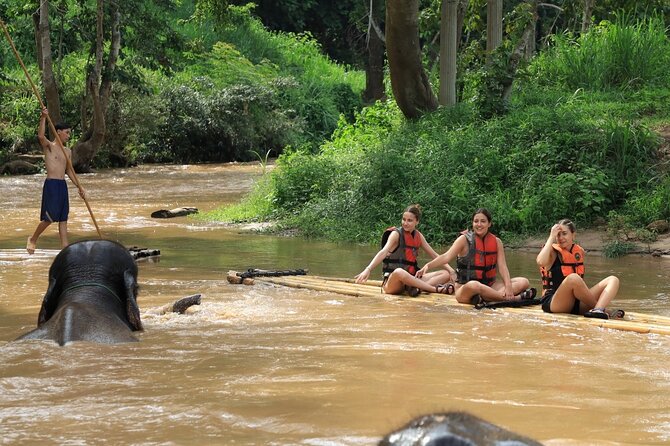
[95,83,165,167]
[529,15,670,91]
[621,176,670,225]
[224,73,668,244]
[147,81,303,163]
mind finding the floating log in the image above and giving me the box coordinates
[150,207,198,218]
[128,246,161,260]
[229,272,670,337]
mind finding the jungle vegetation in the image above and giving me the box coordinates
[1,1,669,252]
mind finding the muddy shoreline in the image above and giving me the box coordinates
[517,229,670,257]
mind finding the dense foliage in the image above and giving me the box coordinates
[207,17,670,245]
[1,1,669,249]
[0,3,363,166]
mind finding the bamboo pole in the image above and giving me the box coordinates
[0,19,103,239]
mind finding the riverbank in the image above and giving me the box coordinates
[518,229,670,257]
[234,220,670,258]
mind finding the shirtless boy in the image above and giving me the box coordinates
[26,107,85,254]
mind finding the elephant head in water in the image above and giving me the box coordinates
[379,412,542,446]
[16,239,143,345]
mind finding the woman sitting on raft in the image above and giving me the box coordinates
[355,204,456,296]
[536,219,620,319]
[416,208,535,305]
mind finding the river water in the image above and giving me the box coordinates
[0,164,669,445]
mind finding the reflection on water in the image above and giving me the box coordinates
[1,164,670,445]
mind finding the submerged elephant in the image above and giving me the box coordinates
[379,412,542,446]
[16,240,143,345]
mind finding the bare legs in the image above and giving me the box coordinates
[549,273,619,314]
[454,277,530,304]
[58,221,69,248]
[382,268,453,295]
[26,220,69,254]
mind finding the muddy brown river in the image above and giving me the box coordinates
[1,164,669,445]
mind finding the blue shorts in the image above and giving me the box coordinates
[40,178,69,222]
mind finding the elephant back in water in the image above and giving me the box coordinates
[16,240,143,345]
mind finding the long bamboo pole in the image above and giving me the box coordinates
[0,19,103,239]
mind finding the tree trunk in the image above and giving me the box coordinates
[582,0,594,34]
[439,0,458,106]
[37,0,62,124]
[486,0,503,53]
[32,12,43,70]
[386,0,438,119]
[72,1,120,172]
[501,2,538,103]
[363,0,386,104]
[456,0,469,49]
[525,14,536,59]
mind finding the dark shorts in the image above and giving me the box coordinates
[541,291,581,315]
[40,178,69,222]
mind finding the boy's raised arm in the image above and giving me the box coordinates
[37,107,50,151]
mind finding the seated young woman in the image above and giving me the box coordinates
[416,208,535,305]
[355,204,456,296]
[536,219,621,319]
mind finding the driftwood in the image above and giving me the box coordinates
[1,160,40,175]
[151,207,198,218]
[128,246,161,260]
[647,219,669,234]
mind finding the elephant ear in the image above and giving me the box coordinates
[123,269,143,331]
[37,278,58,326]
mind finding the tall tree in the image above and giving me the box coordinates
[456,0,469,50]
[34,0,120,172]
[501,1,537,102]
[70,0,120,172]
[32,0,183,171]
[439,0,458,106]
[486,0,503,52]
[386,0,438,119]
[36,0,62,124]
[581,0,594,33]
[363,0,386,103]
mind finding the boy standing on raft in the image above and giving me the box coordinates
[26,107,86,254]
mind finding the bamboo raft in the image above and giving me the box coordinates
[228,271,670,336]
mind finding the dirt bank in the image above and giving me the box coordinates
[518,229,670,257]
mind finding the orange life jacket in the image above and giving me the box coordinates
[381,226,421,276]
[540,243,585,296]
[456,230,498,285]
